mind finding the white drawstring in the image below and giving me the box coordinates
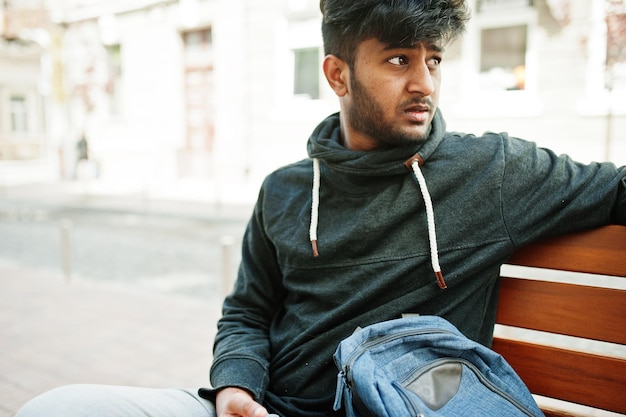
[310,158,320,257]
[309,155,446,289]
[407,156,447,289]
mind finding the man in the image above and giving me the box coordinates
[16,1,626,416]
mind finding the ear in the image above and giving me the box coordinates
[323,54,349,97]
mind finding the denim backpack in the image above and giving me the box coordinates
[333,315,545,417]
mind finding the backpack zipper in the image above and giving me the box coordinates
[335,328,449,413]
[392,380,427,417]
[398,357,538,416]
[342,328,450,384]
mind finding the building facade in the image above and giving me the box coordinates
[0,1,55,185]
[1,0,624,197]
[443,0,626,165]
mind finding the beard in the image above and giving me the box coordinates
[348,72,434,148]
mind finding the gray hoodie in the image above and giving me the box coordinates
[202,111,625,416]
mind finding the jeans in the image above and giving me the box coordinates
[15,384,216,417]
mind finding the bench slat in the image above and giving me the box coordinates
[507,225,626,277]
[496,225,626,416]
[492,338,626,415]
[541,409,590,417]
[497,277,626,344]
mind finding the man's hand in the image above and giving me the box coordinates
[215,387,270,417]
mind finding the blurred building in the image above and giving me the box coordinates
[442,0,626,164]
[45,0,338,199]
[0,0,56,184]
[51,0,336,197]
[0,0,624,194]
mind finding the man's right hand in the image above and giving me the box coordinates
[215,387,270,417]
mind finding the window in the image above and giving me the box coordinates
[446,0,538,118]
[287,17,321,101]
[105,44,122,114]
[581,0,626,115]
[183,29,213,68]
[471,0,536,95]
[293,47,320,99]
[605,3,626,92]
[10,96,28,133]
[480,25,527,91]
[182,28,214,151]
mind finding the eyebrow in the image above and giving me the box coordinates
[427,42,445,53]
[382,41,444,53]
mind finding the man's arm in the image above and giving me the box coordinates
[209,184,286,404]
[499,134,626,244]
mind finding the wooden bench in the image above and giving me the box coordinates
[494,225,626,417]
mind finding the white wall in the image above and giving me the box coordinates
[45,0,624,196]
[440,0,625,166]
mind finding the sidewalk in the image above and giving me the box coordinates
[0,260,222,417]
[0,179,249,416]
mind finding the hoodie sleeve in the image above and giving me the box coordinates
[611,173,626,224]
[206,183,286,403]
[498,133,626,247]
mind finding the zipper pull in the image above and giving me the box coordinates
[333,370,345,411]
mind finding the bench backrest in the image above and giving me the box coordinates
[494,225,626,417]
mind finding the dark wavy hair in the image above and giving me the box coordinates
[320,0,470,65]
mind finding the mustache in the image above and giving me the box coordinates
[401,97,435,109]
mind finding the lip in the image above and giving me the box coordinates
[404,106,431,123]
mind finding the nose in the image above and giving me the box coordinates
[407,62,435,96]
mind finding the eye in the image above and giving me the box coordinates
[388,55,408,66]
[427,56,442,69]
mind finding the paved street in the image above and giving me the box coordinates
[0,182,253,416]
[0,201,246,303]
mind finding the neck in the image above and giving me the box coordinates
[339,112,383,151]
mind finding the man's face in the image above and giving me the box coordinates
[342,38,442,150]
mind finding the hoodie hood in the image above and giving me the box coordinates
[307,109,447,176]
[307,109,448,289]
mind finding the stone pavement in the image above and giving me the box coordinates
[0,180,256,416]
[0,259,222,417]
